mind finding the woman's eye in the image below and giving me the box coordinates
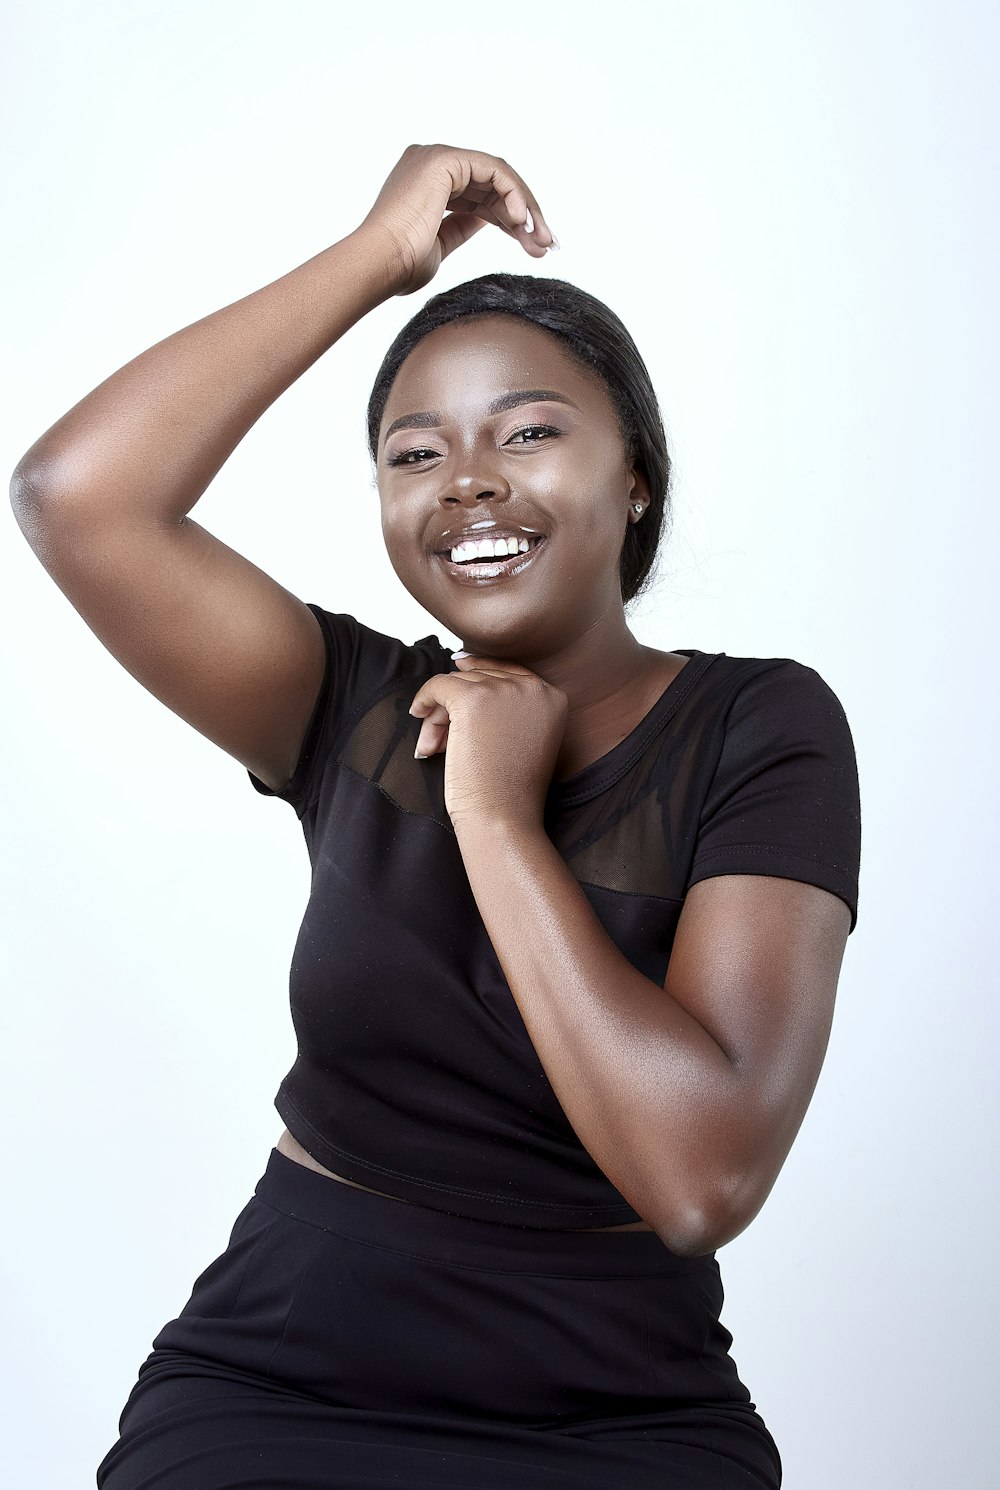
[507,424,561,445]
[386,448,436,466]
[386,425,560,467]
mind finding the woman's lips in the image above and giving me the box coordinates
[435,536,549,586]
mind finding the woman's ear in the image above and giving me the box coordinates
[627,458,652,512]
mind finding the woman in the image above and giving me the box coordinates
[12,144,860,1489]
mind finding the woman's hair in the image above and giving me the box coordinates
[366,273,672,608]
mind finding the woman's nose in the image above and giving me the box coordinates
[439,469,512,506]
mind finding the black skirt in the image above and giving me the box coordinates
[96,1147,782,1488]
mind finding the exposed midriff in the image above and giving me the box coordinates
[276,1128,654,1231]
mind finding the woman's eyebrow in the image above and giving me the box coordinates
[383,389,579,442]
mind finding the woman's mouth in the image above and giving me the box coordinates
[434,535,548,586]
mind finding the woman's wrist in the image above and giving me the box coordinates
[340,221,407,302]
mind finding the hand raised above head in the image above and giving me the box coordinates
[355,143,559,298]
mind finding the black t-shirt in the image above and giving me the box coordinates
[249,605,861,1230]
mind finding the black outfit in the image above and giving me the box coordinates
[96,606,861,1489]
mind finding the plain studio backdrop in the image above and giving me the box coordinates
[3,1,996,1485]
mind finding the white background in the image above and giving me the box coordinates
[3,1,997,1485]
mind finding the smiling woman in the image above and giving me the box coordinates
[12,143,859,1489]
[367,272,673,620]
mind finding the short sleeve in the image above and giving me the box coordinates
[686,659,862,933]
[246,604,450,818]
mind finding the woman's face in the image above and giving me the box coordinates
[375,315,648,659]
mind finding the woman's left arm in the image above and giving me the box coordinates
[408,651,853,1258]
[454,814,851,1258]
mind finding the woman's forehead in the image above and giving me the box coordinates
[384,320,605,418]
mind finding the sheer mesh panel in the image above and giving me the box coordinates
[332,660,713,905]
[548,686,714,900]
[339,683,454,831]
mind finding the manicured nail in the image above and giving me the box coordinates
[546,234,560,251]
[451,649,472,659]
[414,748,428,759]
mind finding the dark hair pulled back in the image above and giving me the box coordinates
[366,273,672,608]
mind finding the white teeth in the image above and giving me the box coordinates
[449,536,532,564]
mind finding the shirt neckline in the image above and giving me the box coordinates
[543,649,721,808]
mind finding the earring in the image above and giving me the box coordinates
[632,503,643,514]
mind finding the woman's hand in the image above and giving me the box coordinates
[408,653,569,832]
[355,143,557,297]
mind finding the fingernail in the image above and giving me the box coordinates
[546,236,560,252]
[451,649,472,659]
[414,748,428,759]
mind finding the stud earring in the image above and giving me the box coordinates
[632,503,643,514]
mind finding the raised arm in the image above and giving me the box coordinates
[9,145,555,792]
[9,226,401,792]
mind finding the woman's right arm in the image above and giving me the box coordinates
[9,228,403,793]
[9,145,554,793]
